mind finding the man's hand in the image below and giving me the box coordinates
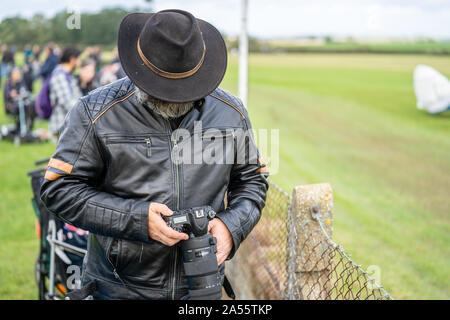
[208,218,233,265]
[148,202,188,246]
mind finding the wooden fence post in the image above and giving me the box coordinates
[290,183,333,300]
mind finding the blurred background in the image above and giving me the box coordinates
[0,0,448,299]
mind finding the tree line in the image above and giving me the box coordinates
[0,7,141,48]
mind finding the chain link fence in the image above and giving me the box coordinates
[226,180,392,300]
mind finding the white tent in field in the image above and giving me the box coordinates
[413,64,450,114]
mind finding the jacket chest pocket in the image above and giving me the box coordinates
[200,130,235,165]
[106,136,152,158]
[103,134,172,198]
[180,130,234,207]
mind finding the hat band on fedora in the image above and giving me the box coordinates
[137,38,206,79]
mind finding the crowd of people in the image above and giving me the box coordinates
[1,43,125,139]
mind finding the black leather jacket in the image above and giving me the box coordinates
[40,77,269,299]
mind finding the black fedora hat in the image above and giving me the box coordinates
[118,9,227,103]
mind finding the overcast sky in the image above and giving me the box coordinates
[1,0,450,39]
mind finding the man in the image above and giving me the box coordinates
[1,45,15,80]
[3,67,36,133]
[48,46,93,136]
[78,58,97,95]
[40,44,60,80]
[41,9,269,300]
[109,47,126,79]
[23,44,32,65]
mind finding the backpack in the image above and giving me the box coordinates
[35,68,72,119]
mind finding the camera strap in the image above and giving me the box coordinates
[223,275,235,300]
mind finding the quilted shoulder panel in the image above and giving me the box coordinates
[81,77,134,120]
[209,87,248,121]
[211,87,245,110]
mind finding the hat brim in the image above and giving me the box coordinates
[118,13,228,103]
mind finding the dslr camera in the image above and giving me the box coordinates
[164,206,222,300]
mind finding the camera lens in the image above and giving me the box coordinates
[181,234,222,300]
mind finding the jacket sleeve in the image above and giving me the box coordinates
[40,99,151,243]
[216,106,269,259]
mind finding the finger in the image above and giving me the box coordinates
[152,215,188,240]
[208,219,217,232]
[156,232,178,246]
[217,253,226,265]
[150,203,173,216]
[160,224,189,240]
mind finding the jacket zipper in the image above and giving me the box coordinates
[106,239,125,285]
[145,138,151,157]
[172,138,179,300]
[106,137,150,144]
[106,137,151,157]
[106,238,148,299]
[167,119,185,300]
[172,138,180,209]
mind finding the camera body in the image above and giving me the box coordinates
[163,206,222,300]
[164,206,216,237]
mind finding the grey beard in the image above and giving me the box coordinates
[135,87,194,119]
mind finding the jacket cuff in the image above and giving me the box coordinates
[135,201,151,243]
[215,210,242,260]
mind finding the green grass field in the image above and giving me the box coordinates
[0,53,449,299]
[267,41,450,55]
